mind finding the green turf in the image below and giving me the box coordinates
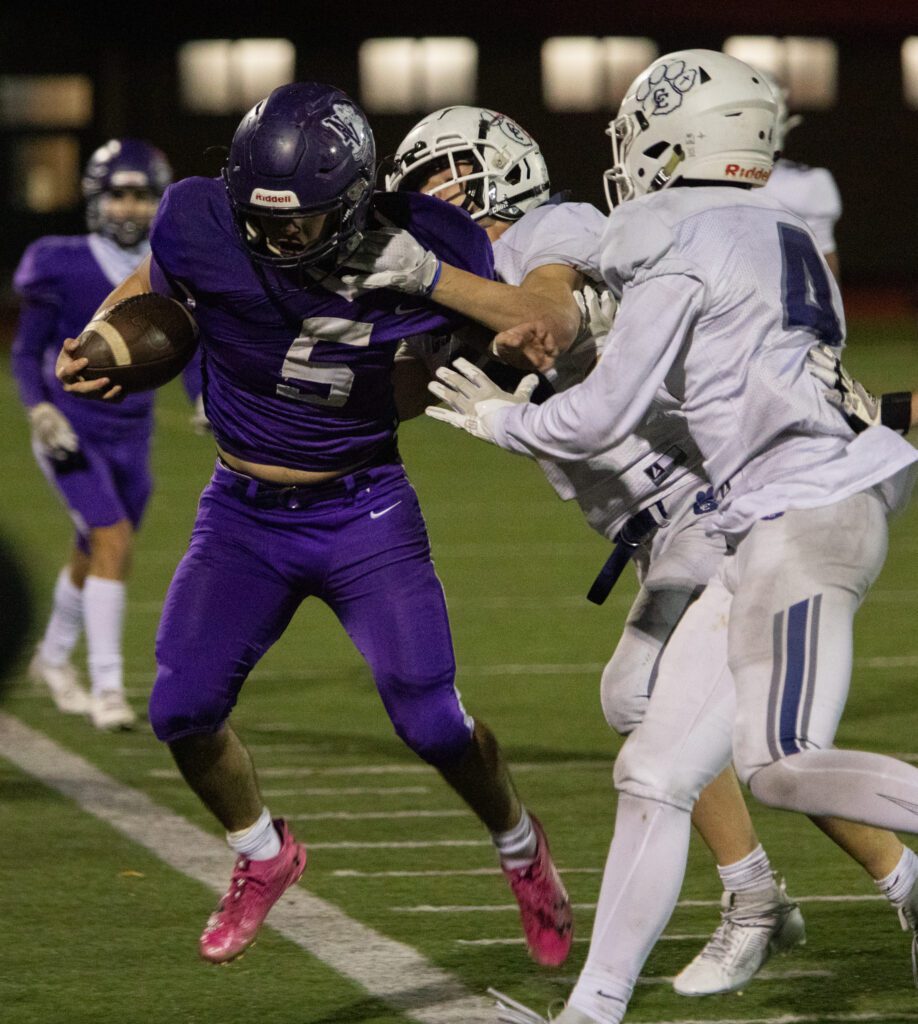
[1,318,917,1024]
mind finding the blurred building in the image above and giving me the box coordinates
[0,0,916,296]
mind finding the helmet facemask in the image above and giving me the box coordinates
[387,107,550,222]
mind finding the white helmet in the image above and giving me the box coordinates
[756,68,803,151]
[386,106,550,221]
[604,49,778,209]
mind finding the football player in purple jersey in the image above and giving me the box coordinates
[13,138,202,731]
[55,83,572,968]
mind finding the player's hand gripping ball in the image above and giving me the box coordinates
[73,294,198,394]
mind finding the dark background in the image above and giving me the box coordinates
[1,0,916,293]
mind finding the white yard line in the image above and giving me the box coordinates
[333,868,602,878]
[286,810,469,821]
[261,786,432,798]
[392,894,886,912]
[311,840,491,851]
[0,713,496,1024]
[623,1016,918,1024]
[147,759,613,779]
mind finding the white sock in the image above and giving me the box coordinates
[492,807,538,869]
[567,794,692,1024]
[228,807,281,861]
[717,843,774,894]
[39,567,83,666]
[750,750,918,834]
[83,575,125,697]
[876,846,918,907]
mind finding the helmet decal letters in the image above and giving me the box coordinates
[637,60,698,117]
[322,103,371,158]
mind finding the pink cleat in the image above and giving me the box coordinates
[502,815,573,966]
[199,819,307,964]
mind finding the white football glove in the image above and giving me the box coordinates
[425,356,538,444]
[807,343,881,433]
[340,227,442,296]
[190,394,211,435]
[574,284,618,340]
[28,402,79,460]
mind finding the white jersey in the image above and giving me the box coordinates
[494,201,707,540]
[762,159,841,255]
[490,187,918,539]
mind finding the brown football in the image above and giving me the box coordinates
[74,293,198,394]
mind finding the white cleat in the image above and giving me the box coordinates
[90,690,137,731]
[28,652,91,715]
[673,876,806,996]
[489,989,602,1024]
[896,874,918,987]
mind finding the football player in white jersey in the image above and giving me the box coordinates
[372,105,918,999]
[759,71,842,278]
[349,54,918,1022]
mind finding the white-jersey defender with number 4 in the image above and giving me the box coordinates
[493,186,917,538]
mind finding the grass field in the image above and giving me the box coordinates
[1,320,917,1024]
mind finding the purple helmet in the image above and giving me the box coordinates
[82,138,172,247]
[224,82,376,269]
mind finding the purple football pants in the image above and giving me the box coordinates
[149,460,474,765]
[32,431,152,553]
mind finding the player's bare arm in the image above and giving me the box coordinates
[55,254,154,400]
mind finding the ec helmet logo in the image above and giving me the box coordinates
[637,60,698,117]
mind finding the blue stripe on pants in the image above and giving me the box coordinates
[779,598,810,755]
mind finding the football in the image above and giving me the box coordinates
[73,293,198,394]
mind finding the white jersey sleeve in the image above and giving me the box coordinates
[764,160,841,255]
[493,202,607,286]
[492,200,706,461]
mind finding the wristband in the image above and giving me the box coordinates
[421,260,442,297]
[880,391,912,434]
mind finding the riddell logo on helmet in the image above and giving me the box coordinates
[724,164,771,182]
[250,189,300,206]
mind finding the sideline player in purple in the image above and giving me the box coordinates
[13,138,202,731]
[56,83,573,967]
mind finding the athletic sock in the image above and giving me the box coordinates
[228,807,282,861]
[83,575,125,697]
[567,794,692,1024]
[717,843,774,894]
[492,807,538,869]
[39,566,83,666]
[876,846,918,908]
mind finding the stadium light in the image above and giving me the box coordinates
[0,75,93,127]
[178,39,296,114]
[359,37,477,113]
[542,37,658,112]
[724,35,837,109]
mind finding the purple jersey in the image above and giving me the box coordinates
[12,234,155,439]
[149,179,493,471]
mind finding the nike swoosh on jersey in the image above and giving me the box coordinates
[394,303,424,315]
[369,501,402,520]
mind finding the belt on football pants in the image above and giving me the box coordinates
[586,500,669,606]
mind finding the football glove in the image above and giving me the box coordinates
[574,284,617,341]
[807,344,881,433]
[340,227,442,296]
[28,402,79,460]
[426,356,538,443]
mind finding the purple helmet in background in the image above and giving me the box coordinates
[82,138,172,247]
[224,82,376,269]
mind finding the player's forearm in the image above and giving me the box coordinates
[431,263,580,343]
[91,254,153,317]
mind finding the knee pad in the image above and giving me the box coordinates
[600,659,648,736]
[382,672,474,767]
[613,730,704,811]
[148,664,237,742]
